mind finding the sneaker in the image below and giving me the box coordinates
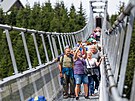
[84,95,90,99]
[76,97,79,100]
[63,94,68,99]
[94,89,98,94]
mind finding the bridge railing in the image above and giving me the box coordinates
[100,0,135,101]
[0,25,68,101]
[0,1,96,100]
[0,2,95,101]
[0,24,78,101]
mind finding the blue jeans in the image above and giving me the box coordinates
[88,76,94,95]
[74,74,88,84]
[61,67,75,95]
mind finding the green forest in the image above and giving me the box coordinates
[0,1,86,78]
[0,1,135,99]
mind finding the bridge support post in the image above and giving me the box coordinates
[64,34,68,46]
[41,34,49,62]
[47,35,55,60]
[74,35,78,43]
[32,33,42,65]
[5,29,18,74]
[60,34,65,48]
[80,32,84,41]
[111,27,121,74]
[51,34,58,58]
[72,34,76,47]
[69,35,73,48]
[118,10,135,96]
[57,35,63,54]
[67,35,70,46]
[21,32,32,69]
[114,23,126,82]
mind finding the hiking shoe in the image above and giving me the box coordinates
[76,97,79,100]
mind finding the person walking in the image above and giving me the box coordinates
[86,51,101,96]
[59,46,75,99]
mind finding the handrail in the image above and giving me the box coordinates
[105,56,128,101]
[108,2,135,33]
[101,0,135,101]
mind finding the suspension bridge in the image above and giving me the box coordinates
[0,0,135,101]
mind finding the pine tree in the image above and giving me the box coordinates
[16,5,31,28]
[76,2,86,30]
[41,1,54,32]
[0,30,13,78]
[59,1,69,32]
[5,7,18,25]
[50,2,61,32]
[68,4,78,32]
[29,2,42,30]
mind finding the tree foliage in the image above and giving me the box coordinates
[0,1,86,78]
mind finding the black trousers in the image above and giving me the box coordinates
[91,74,99,90]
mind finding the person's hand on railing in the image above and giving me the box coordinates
[53,58,58,62]
[97,56,105,66]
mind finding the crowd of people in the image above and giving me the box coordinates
[55,27,102,100]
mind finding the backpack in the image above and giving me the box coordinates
[28,96,46,101]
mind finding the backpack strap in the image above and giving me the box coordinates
[61,55,64,66]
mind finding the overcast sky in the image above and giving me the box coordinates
[22,0,129,16]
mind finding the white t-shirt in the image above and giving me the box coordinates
[85,58,97,68]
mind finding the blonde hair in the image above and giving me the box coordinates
[90,45,97,50]
[87,50,93,55]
